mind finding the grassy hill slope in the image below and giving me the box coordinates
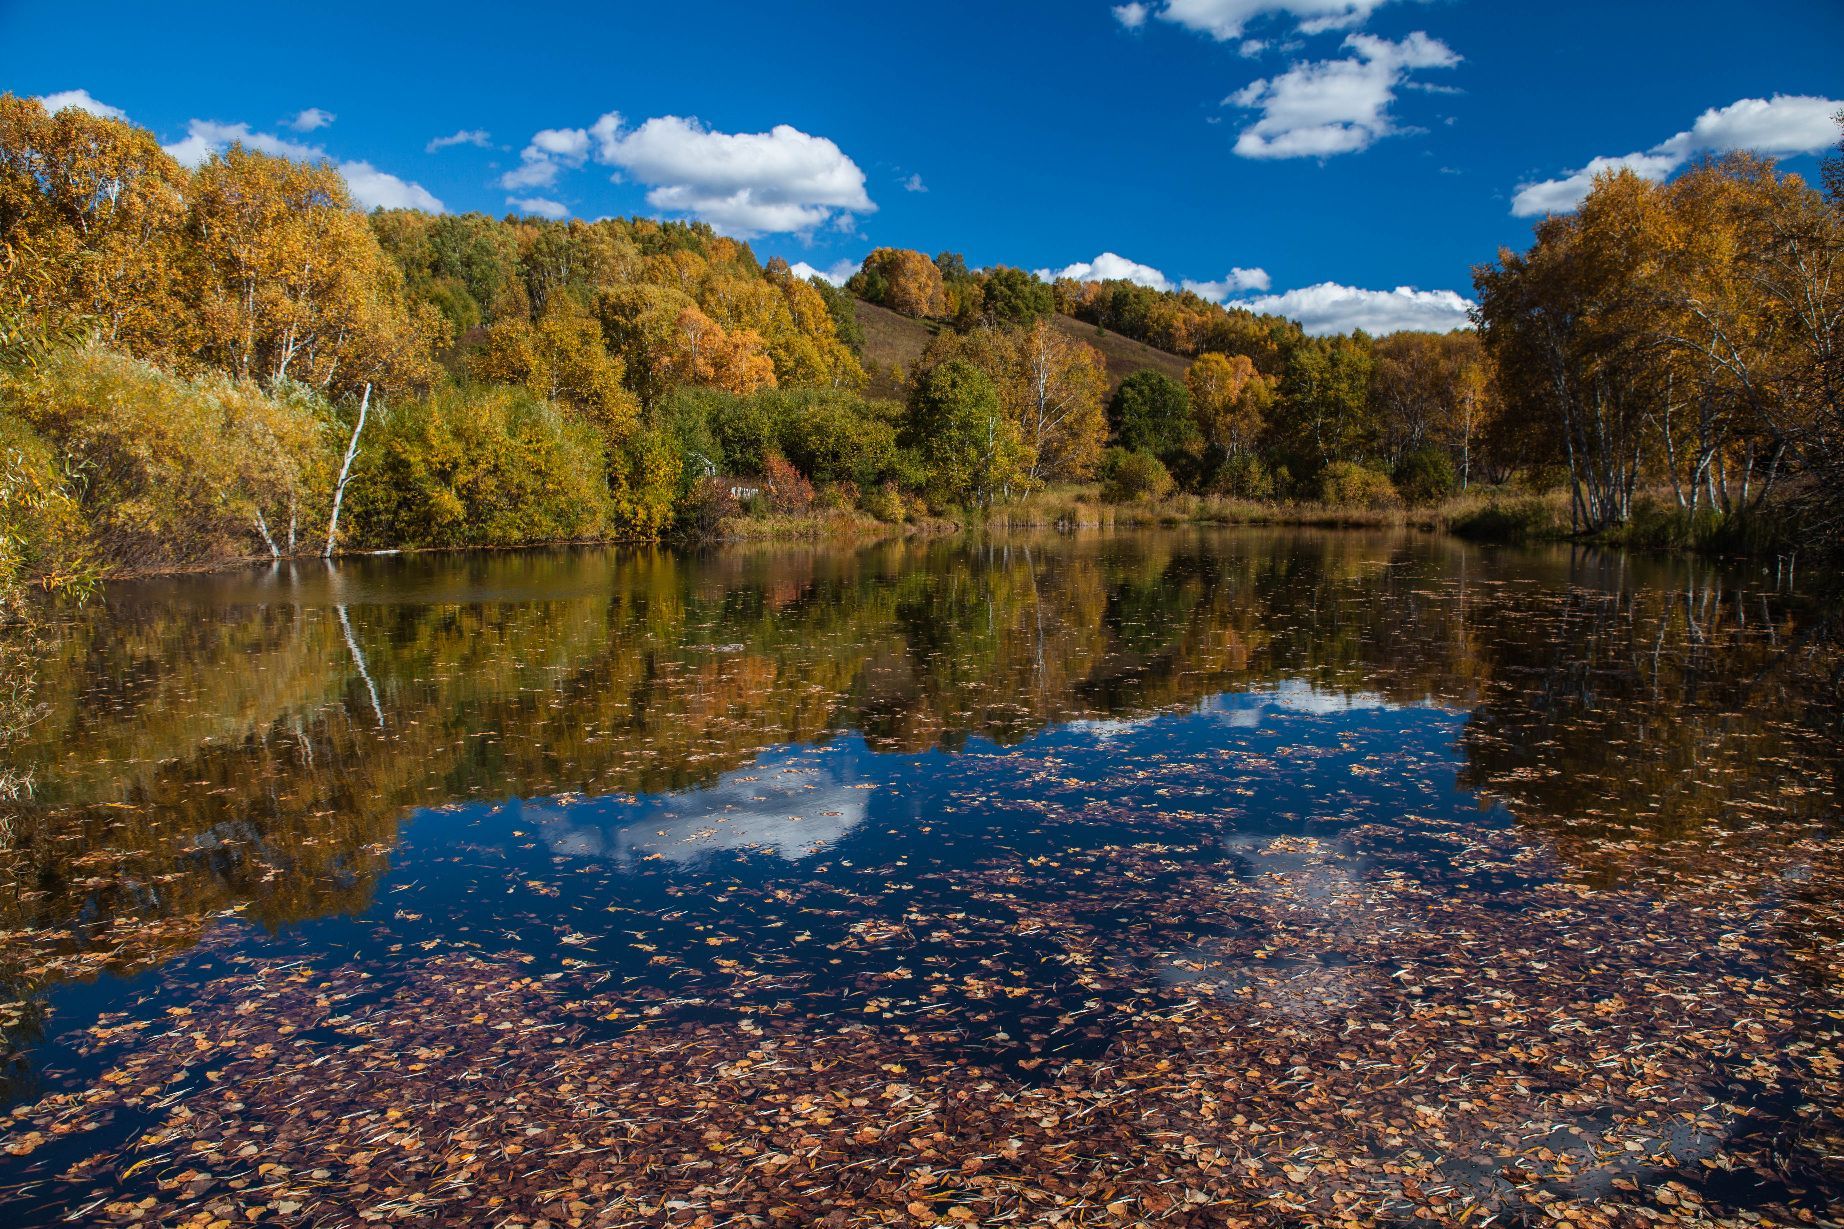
[854,298,1190,400]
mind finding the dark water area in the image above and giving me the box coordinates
[0,529,1839,1227]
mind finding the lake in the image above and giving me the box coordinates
[1,529,1839,1227]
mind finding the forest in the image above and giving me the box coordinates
[1,93,1841,602]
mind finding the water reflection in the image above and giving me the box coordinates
[525,741,876,865]
[0,530,1834,989]
[0,530,1838,1226]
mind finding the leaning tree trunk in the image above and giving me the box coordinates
[324,383,370,560]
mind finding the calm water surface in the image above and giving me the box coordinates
[0,530,1839,1227]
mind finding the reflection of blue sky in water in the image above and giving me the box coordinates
[1066,679,1420,740]
[517,740,877,865]
[510,680,1448,871]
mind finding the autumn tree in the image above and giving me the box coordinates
[188,147,441,396]
[1477,171,1669,529]
[849,248,947,318]
[979,266,1055,328]
[1011,320,1107,481]
[1271,334,1376,483]
[0,94,192,362]
[1186,352,1272,460]
[470,305,639,438]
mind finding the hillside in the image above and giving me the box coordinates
[853,297,1191,400]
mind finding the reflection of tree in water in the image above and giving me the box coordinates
[0,531,1836,1000]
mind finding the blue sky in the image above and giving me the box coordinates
[6,0,1841,334]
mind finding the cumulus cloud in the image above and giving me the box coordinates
[1231,282,1474,335]
[500,124,595,189]
[36,88,127,120]
[500,111,874,236]
[162,119,443,212]
[340,161,442,211]
[591,114,875,237]
[427,128,491,153]
[507,196,569,220]
[1153,0,1401,41]
[1182,267,1272,298]
[287,107,335,132]
[787,258,860,287]
[163,119,321,166]
[1035,251,1174,289]
[1113,3,1150,29]
[1512,94,1844,216]
[903,173,928,193]
[1229,31,1459,159]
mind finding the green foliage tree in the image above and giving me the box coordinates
[978,267,1054,328]
[1271,335,1376,484]
[1108,370,1196,462]
[904,359,1024,507]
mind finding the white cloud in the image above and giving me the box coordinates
[1036,251,1173,289]
[1156,0,1400,41]
[1114,2,1150,28]
[36,88,127,120]
[1182,267,1272,298]
[502,111,874,235]
[589,114,875,237]
[903,172,928,193]
[787,258,860,287]
[500,124,595,189]
[426,128,491,153]
[340,161,442,211]
[164,119,322,167]
[1231,282,1474,335]
[508,196,569,220]
[1509,150,1681,217]
[287,107,335,132]
[1513,94,1844,217]
[162,119,444,213]
[1229,31,1459,159]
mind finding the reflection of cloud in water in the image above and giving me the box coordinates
[521,742,874,865]
[1160,833,1382,1022]
[1197,679,1394,728]
[1060,715,1163,741]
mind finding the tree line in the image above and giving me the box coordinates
[2,92,1841,601]
[1476,150,1844,544]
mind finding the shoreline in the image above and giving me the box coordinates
[10,488,1813,590]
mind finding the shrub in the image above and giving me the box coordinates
[763,452,815,514]
[1393,447,1457,505]
[607,425,680,539]
[816,480,859,513]
[1317,461,1399,509]
[770,390,899,488]
[346,384,613,549]
[0,413,93,604]
[1100,448,1173,503]
[1449,496,1565,543]
[3,346,336,571]
[674,475,741,540]
[861,480,906,523]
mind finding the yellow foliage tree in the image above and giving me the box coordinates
[0,94,192,362]
[852,248,947,318]
[470,306,639,439]
[187,147,441,396]
[1187,352,1271,457]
